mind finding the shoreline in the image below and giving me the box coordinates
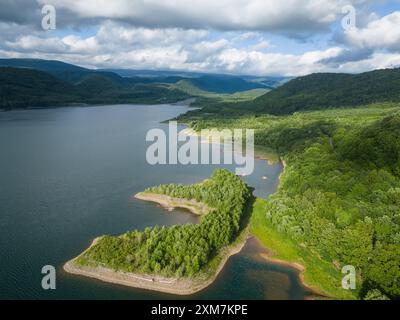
[1,98,195,113]
[63,230,248,296]
[64,121,315,297]
[64,188,248,295]
[134,192,212,216]
[258,251,327,298]
[179,127,280,165]
[252,158,330,299]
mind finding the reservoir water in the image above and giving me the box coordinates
[0,104,311,299]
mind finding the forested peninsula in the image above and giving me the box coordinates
[64,169,253,294]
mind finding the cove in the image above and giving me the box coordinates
[0,103,311,299]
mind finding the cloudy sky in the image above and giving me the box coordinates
[1,0,400,76]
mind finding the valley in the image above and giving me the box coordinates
[1,58,399,300]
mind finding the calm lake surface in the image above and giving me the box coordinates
[0,104,311,299]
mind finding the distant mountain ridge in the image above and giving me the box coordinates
[0,67,80,109]
[102,68,287,88]
[0,58,287,110]
[0,66,189,110]
[2,58,398,113]
[0,58,280,93]
[0,58,157,84]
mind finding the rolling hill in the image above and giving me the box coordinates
[252,68,400,114]
[0,59,279,94]
[187,74,268,94]
[0,67,79,109]
[104,68,285,91]
[0,58,97,84]
[0,58,283,110]
[186,68,400,116]
[4,58,399,114]
[0,66,189,110]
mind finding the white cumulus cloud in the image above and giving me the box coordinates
[36,0,366,36]
[343,11,400,52]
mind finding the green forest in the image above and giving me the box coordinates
[0,67,190,110]
[4,58,399,299]
[181,68,400,117]
[0,59,278,110]
[76,169,252,277]
[181,103,400,300]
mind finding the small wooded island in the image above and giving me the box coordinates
[64,169,253,294]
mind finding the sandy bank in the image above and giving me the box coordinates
[255,160,329,299]
[179,125,326,298]
[180,127,280,165]
[63,232,248,295]
[134,192,212,216]
[64,192,248,295]
[258,251,328,299]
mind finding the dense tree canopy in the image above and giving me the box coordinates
[179,68,400,117]
[0,67,189,110]
[77,169,252,277]
[182,105,400,299]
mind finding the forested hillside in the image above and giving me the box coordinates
[185,68,400,117]
[0,58,279,110]
[0,67,189,110]
[188,75,268,93]
[0,67,79,109]
[182,104,400,299]
[0,58,90,82]
[253,69,400,114]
